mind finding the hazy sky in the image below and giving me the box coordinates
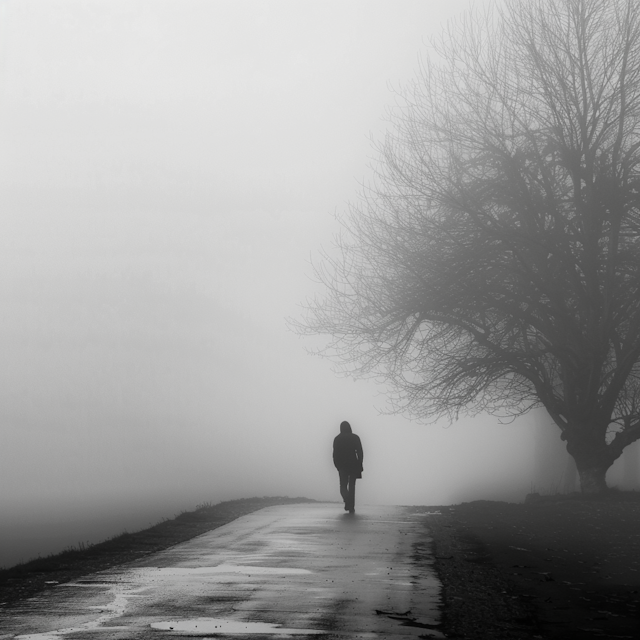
[0,0,588,566]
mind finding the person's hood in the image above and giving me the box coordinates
[340,421,352,434]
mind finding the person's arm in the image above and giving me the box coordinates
[355,435,363,470]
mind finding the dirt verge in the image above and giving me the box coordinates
[427,495,640,639]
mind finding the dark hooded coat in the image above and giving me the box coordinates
[333,422,363,476]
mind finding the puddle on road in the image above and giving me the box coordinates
[150,617,324,635]
[155,564,311,576]
[14,584,141,640]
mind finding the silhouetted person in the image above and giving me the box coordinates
[333,421,363,514]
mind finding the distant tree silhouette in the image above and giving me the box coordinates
[297,0,640,493]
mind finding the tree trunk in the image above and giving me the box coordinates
[562,454,578,493]
[565,433,613,495]
[576,466,609,494]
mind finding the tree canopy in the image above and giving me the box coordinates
[297,0,640,492]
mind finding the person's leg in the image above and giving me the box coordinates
[348,476,357,513]
[338,469,349,508]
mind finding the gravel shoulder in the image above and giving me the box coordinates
[427,496,640,639]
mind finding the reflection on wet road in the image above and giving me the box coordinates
[1,503,444,638]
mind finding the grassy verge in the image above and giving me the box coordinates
[0,496,315,606]
[428,493,640,639]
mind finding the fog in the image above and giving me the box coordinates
[0,0,600,569]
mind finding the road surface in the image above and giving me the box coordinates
[1,503,444,639]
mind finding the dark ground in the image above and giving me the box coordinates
[428,494,640,639]
[2,494,640,639]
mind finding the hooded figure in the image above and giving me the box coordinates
[333,421,364,513]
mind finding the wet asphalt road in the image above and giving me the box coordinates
[1,503,444,639]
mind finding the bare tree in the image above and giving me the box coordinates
[297,0,640,493]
